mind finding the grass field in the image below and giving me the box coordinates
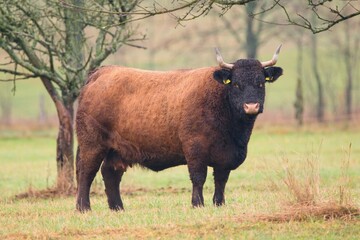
[0,127,359,239]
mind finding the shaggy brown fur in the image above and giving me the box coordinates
[76,62,283,211]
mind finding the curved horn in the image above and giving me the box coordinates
[260,44,282,68]
[215,48,234,69]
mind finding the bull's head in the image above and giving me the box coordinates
[213,45,283,119]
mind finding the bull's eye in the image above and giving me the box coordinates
[259,83,263,88]
[234,83,240,89]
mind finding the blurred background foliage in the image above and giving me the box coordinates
[0,0,359,127]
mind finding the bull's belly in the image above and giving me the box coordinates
[109,136,186,171]
[140,154,187,171]
[108,125,183,159]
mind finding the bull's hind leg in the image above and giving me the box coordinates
[212,168,230,206]
[101,150,125,211]
[76,145,107,212]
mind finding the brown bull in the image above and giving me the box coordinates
[76,46,283,211]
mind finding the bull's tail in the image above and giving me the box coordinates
[75,146,81,186]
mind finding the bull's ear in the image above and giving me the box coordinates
[213,69,232,85]
[264,67,283,83]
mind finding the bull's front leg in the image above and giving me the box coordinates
[213,168,231,206]
[188,162,207,207]
[183,140,209,207]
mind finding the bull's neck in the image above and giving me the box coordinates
[226,95,257,147]
[212,86,257,147]
[231,115,257,148]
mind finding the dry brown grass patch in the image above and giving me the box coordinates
[13,184,188,200]
[14,185,76,200]
[251,202,360,222]
[258,143,359,223]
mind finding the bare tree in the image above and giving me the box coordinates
[310,31,325,122]
[135,1,360,34]
[294,36,304,126]
[0,0,143,190]
[219,1,281,59]
[275,0,360,33]
[332,18,360,120]
[245,1,260,58]
[0,89,12,126]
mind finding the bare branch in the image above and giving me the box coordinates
[123,42,147,49]
[218,10,243,44]
[0,40,64,87]
[213,0,254,5]
[0,76,36,81]
[0,68,37,78]
[213,0,360,34]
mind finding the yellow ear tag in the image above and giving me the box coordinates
[265,77,271,81]
[223,79,231,84]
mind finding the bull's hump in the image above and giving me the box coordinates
[108,66,217,77]
[90,66,218,92]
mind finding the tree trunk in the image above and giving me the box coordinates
[55,101,75,191]
[0,91,12,126]
[51,0,84,191]
[311,33,324,122]
[40,76,75,191]
[64,0,85,87]
[345,58,353,120]
[294,38,304,126]
[245,2,258,59]
[344,22,352,120]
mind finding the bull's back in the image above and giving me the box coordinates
[77,66,217,158]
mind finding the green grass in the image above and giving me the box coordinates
[0,78,56,120]
[0,135,56,198]
[0,128,359,239]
